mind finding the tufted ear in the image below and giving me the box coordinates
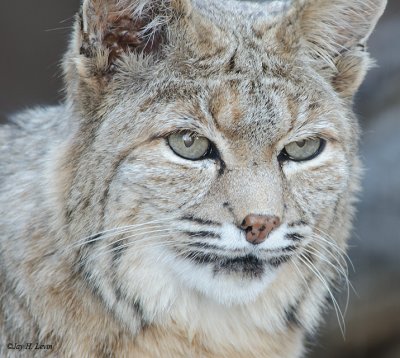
[76,0,191,74]
[292,0,387,97]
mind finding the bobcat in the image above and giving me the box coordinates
[0,0,386,357]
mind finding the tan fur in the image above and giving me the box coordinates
[0,0,386,357]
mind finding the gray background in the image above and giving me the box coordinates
[1,1,399,357]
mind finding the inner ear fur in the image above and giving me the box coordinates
[291,0,387,97]
[78,0,191,73]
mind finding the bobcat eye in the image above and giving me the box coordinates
[168,132,211,160]
[279,138,325,162]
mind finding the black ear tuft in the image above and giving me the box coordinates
[79,12,163,68]
[78,0,190,73]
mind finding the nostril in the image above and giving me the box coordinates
[270,217,280,228]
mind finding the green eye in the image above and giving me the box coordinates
[168,132,211,160]
[280,138,325,162]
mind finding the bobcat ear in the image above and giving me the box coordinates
[293,0,387,97]
[77,0,191,74]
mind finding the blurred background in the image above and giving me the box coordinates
[1,1,399,357]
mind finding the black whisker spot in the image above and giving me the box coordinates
[184,231,220,239]
[268,255,291,268]
[188,242,221,251]
[288,220,308,228]
[282,245,297,252]
[286,233,304,241]
[185,251,217,264]
[181,215,221,227]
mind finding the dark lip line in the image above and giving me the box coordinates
[182,251,263,264]
[184,236,304,257]
[177,245,299,259]
[178,250,294,272]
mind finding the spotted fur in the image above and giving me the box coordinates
[0,0,386,357]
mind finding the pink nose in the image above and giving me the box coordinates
[240,214,281,245]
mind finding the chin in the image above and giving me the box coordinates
[172,255,280,306]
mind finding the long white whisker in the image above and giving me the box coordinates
[310,237,357,297]
[72,218,175,249]
[290,259,311,293]
[70,225,167,252]
[307,239,357,295]
[309,237,349,275]
[303,245,351,316]
[87,228,173,255]
[303,246,347,280]
[298,254,346,339]
[313,228,355,271]
[85,234,176,263]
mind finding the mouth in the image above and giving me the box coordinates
[182,250,293,279]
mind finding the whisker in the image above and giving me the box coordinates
[85,228,173,256]
[298,254,346,338]
[84,234,176,263]
[310,238,349,275]
[310,239,352,282]
[71,218,175,249]
[307,239,357,295]
[290,259,311,293]
[302,245,351,316]
[313,228,355,271]
[303,246,348,280]
[310,237,355,293]
[76,225,170,251]
[44,26,72,32]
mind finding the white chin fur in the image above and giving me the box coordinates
[171,256,278,306]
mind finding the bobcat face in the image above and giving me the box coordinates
[75,69,352,306]
[63,0,384,313]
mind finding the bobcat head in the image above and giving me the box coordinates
[60,0,385,330]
